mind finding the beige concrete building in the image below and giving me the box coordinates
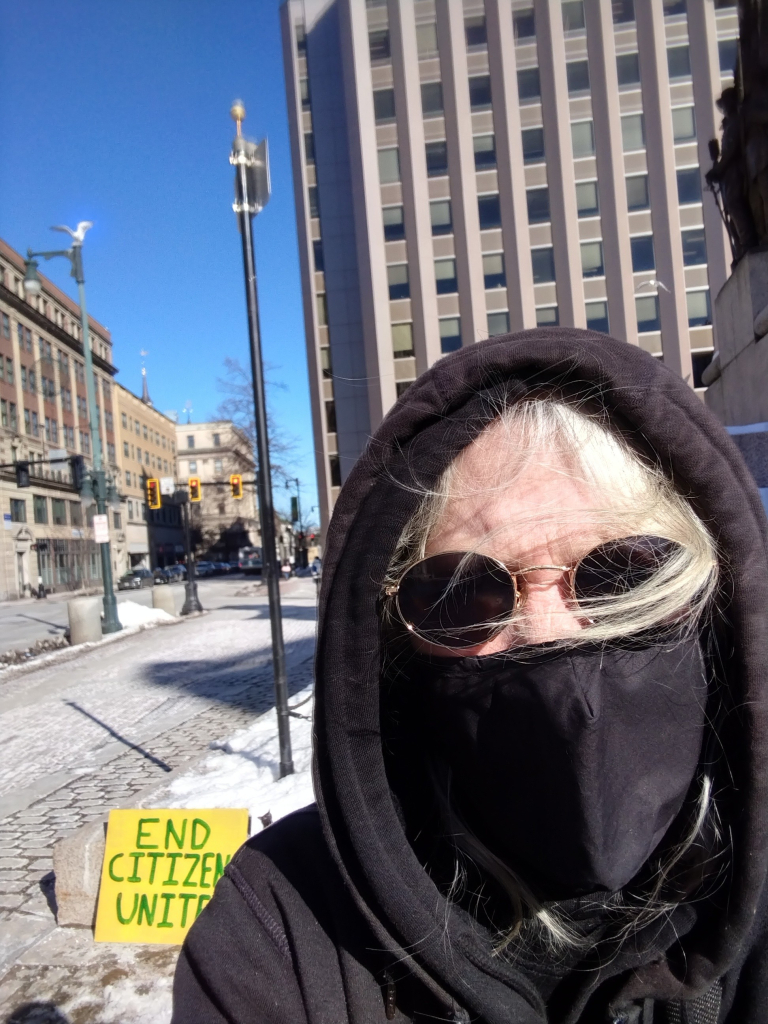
[282,0,737,533]
[0,239,121,599]
[114,381,182,568]
[175,421,260,560]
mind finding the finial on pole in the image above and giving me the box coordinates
[230,99,246,137]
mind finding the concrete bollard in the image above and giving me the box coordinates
[53,818,106,927]
[68,596,103,645]
[152,585,178,617]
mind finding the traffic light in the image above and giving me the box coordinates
[15,461,30,488]
[69,455,85,492]
[230,474,243,500]
[189,476,202,502]
[146,478,161,510]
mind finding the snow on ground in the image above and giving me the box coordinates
[147,682,316,830]
[117,600,175,627]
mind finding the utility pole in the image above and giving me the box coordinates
[230,100,293,777]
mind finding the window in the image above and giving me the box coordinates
[478,194,502,229]
[483,253,506,289]
[213,433,221,447]
[320,347,332,379]
[387,264,410,300]
[586,301,610,334]
[308,186,320,218]
[323,400,337,435]
[304,133,315,164]
[719,39,738,75]
[617,52,641,86]
[622,114,645,151]
[567,60,590,93]
[581,241,605,277]
[125,471,131,487]
[34,495,48,525]
[52,499,67,526]
[522,127,545,163]
[714,0,736,7]
[631,235,656,272]
[392,323,414,358]
[369,29,390,61]
[526,187,550,223]
[465,15,487,47]
[517,67,541,100]
[329,455,342,488]
[663,0,687,14]
[425,141,448,177]
[513,9,535,40]
[189,460,197,473]
[627,174,650,210]
[0,400,5,427]
[127,499,134,520]
[439,318,462,354]
[187,435,195,448]
[421,82,443,117]
[10,499,26,523]
[134,419,140,434]
[430,200,453,235]
[562,1,585,31]
[672,107,696,142]
[636,295,660,332]
[313,240,324,273]
[9,404,16,431]
[137,446,142,462]
[113,511,122,530]
[667,46,691,78]
[378,148,400,184]
[70,501,83,526]
[416,23,438,58]
[1,313,8,338]
[435,259,458,294]
[691,351,714,389]
[383,206,406,241]
[469,75,492,109]
[374,88,396,122]
[123,441,129,457]
[677,168,702,204]
[473,135,496,170]
[682,228,707,265]
[24,408,30,435]
[20,366,27,391]
[487,312,510,337]
[576,181,599,217]
[531,247,556,283]
[687,289,711,327]
[317,293,328,325]
[396,381,414,399]
[300,78,310,110]
[571,121,595,157]
[536,306,559,326]
[5,358,13,385]
[143,424,148,439]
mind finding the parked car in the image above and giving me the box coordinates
[214,562,231,574]
[195,561,216,577]
[117,568,155,590]
[153,567,172,585]
[166,565,187,582]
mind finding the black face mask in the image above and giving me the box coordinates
[408,640,707,898]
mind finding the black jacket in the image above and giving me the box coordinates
[173,330,768,1023]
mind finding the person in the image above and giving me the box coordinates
[172,330,768,1023]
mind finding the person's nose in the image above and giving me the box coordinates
[515,572,582,645]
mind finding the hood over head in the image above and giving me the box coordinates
[311,329,768,1019]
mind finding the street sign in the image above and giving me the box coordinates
[93,514,110,544]
[47,448,68,462]
[95,808,249,943]
[3,513,11,531]
[160,476,175,496]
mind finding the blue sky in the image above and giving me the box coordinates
[0,0,317,521]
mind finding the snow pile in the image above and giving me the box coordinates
[117,600,175,628]
[155,683,316,831]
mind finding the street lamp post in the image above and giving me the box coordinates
[230,100,293,778]
[23,224,122,633]
[286,477,307,569]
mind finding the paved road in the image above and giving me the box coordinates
[0,572,287,655]
[0,575,318,1022]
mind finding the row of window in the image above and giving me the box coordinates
[184,433,221,449]
[9,496,89,526]
[119,411,174,451]
[121,439,171,474]
[180,459,225,475]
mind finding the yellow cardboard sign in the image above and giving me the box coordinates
[95,808,249,944]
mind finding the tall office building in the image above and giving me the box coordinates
[282,0,737,532]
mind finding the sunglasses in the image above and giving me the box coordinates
[384,535,682,649]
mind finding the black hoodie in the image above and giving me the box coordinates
[172,330,768,1024]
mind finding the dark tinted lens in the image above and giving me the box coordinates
[574,535,681,602]
[397,552,516,647]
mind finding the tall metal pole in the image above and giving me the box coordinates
[180,495,202,614]
[71,244,121,633]
[230,102,293,777]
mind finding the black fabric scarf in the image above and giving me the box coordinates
[407,638,708,899]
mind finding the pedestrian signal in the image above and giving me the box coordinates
[146,478,161,510]
[189,476,202,502]
[230,474,243,500]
